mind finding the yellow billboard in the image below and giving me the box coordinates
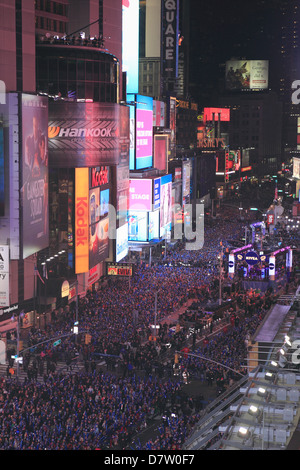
[75,168,89,274]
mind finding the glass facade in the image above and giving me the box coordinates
[36,45,119,102]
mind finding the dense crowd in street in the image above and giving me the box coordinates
[0,205,299,450]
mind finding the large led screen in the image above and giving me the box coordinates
[48,102,122,167]
[135,95,153,170]
[100,189,109,216]
[122,0,139,94]
[89,167,110,270]
[21,94,49,259]
[160,174,172,237]
[129,178,152,211]
[128,211,148,241]
[116,223,129,262]
[225,60,269,90]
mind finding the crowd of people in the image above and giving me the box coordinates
[0,207,299,450]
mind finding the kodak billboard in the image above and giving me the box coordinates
[75,168,89,274]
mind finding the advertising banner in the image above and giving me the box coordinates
[21,94,49,259]
[160,174,172,237]
[48,102,122,167]
[293,157,300,179]
[117,104,130,228]
[75,168,89,274]
[128,211,148,241]
[89,166,110,270]
[203,108,230,122]
[149,210,160,240]
[122,0,139,95]
[153,100,165,127]
[135,95,153,170]
[225,60,269,91]
[182,160,191,203]
[129,179,153,211]
[169,97,176,158]
[0,245,9,307]
[154,134,168,171]
[153,177,161,211]
[116,223,129,263]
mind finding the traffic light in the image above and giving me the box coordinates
[18,341,23,351]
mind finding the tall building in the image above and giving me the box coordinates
[35,0,69,36]
[0,0,36,93]
[0,0,128,329]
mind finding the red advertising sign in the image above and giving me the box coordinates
[203,107,230,122]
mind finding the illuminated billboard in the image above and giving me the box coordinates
[136,95,153,170]
[48,102,123,167]
[100,189,109,217]
[154,135,168,171]
[225,60,269,90]
[107,262,133,277]
[122,0,139,94]
[293,157,300,179]
[89,167,110,269]
[129,178,152,211]
[149,210,160,240]
[153,177,161,211]
[153,101,165,127]
[116,223,129,263]
[128,211,148,241]
[75,168,89,274]
[203,108,230,122]
[160,174,172,237]
[182,160,191,203]
[21,94,49,259]
[169,97,176,157]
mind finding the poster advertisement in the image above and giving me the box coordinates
[136,95,153,170]
[154,135,168,171]
[89,167,110,269]
[160,174,172,237]
[21,94,49,259]
[129,179,152,212]
[225,60,269,90]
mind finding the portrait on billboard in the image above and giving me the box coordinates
[21,94,49,259]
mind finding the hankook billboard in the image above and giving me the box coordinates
[48,102,124,167]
